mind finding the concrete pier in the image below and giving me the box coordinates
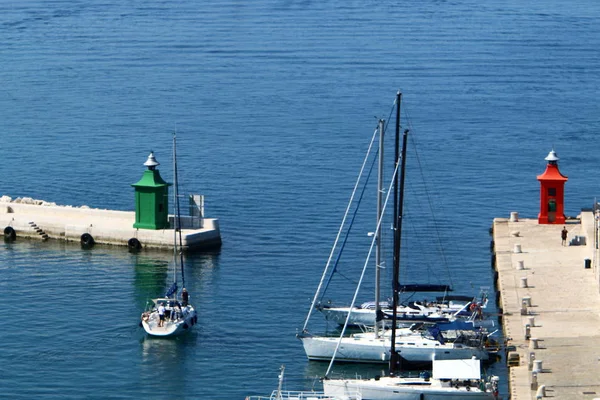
[492,211,600,399]
[0,197,221,252]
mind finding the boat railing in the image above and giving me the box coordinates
[245,390,362,400]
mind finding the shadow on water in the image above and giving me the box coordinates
[133,255,170,308]
[132,248,221,309]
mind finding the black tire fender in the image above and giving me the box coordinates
[127,237,142,252]
[4,226,16,241]
[80,233,95,247]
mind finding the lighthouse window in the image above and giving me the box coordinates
[548,188,556,196]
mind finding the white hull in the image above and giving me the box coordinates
[318,306,495,329]
[141,304,198,337]
[300,332,490,364]
[318,304,464,327]
[323,377,496,400]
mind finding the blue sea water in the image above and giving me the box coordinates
[1,0,600,398]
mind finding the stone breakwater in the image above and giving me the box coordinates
[0,195,221,252]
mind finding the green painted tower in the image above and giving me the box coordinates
[132,152,171,230]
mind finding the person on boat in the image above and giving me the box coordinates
[158,303,166,327]
[182,288,189,307]
[172,303,182,321]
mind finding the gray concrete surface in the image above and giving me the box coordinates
[493,211,600,399]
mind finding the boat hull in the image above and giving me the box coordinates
[141,306,198,337]
[323,377,496,400]
[318,306,495,329]
[300,335,490,364]
[318,305,464,327]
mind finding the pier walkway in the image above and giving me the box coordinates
[0,198,221,252]
[492,211,600,399]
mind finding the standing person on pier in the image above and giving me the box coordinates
[561,226,568,246]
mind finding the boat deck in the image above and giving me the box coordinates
[492,211,600,399]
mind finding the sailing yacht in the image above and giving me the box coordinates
[140,135,198,337]
[245,366,361,400]
[317,92,500,399]
[300,324,495,364]
[299,98,496,365]
[323,358,499,400]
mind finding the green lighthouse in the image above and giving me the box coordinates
[132,152,171,230]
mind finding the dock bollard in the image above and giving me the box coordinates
[528,351,535,370]
[528,316,535,327]
[536,385,546,399]
[530,338,539,350]
[521,300,528,315]
[517,260,525,270]
[520,277,528,288]
[510,211,519,222]
[522,295,531,306]
[525,324,531,340]
[513,244,522,253]
[531,371,538,390]
[533,359,543,373]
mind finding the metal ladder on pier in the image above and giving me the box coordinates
[28,221,49,241]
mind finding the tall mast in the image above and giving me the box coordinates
[390,91,408,376]
[173,133,185,289]
[375,119,385,337]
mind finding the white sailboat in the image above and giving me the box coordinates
[245,365,362,400]
[301,324,494,364]
[140,134,198,337]
[323,358,499,400]
[316,296,478,327]
[302,102,491,333]
[319,92,500,399]
[299,96,496,365]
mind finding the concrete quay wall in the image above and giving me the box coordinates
[0,200,221,252]
[492,211,600,399]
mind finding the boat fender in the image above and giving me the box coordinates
[183,323,188,329]
[80,233,95,248]
[127,238,142,252]
[4,226,16,241]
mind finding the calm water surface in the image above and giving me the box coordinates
[1,1,600,398]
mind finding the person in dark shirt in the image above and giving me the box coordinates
[182,288,189,307]
[561,226,568,246]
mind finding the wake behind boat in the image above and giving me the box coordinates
[140,134,199,337]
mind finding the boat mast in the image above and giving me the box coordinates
[390,91,408,376]
[375,119,385,338]
[173,133,185,290]
[276,365,285,400]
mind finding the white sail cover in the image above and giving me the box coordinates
[432,359,481,380]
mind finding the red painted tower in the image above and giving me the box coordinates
[537,149,568,224]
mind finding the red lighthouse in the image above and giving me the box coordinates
[537,149,568,224]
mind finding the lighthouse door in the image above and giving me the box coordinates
[548,199,557,223]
